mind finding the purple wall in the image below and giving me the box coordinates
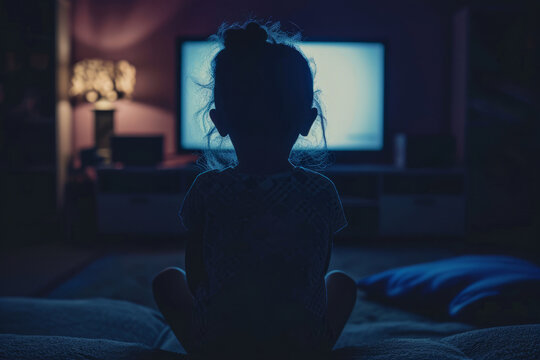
[71,0,451,156]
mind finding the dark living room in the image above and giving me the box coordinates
[1,0,539,359]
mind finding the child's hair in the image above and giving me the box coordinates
[196,20,331,171]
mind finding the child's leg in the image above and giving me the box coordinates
[325,270,357,348]
[152,267,195,352]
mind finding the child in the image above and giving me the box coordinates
[153,21,357,360]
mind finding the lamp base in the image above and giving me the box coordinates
[94,108,115,163]
[96,148,112,162]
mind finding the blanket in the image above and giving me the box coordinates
[1,297,539,360]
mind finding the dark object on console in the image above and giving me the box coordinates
[406,134,456,168]
[80,147,104,168]
[111,136,164,166]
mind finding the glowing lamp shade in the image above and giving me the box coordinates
[70,59,136,109]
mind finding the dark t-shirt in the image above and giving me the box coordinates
[178,165,347,352]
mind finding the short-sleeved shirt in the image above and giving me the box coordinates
[178,165,347,355]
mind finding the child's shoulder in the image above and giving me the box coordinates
[190,167,239,189]
[191,168,221,187]
[192,166,337,192]
[294,166,338,190]
[195,168,221,179]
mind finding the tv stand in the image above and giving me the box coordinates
[95,161,465,239]
[324,164,465,238]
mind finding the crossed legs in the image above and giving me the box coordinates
[324,270,357,349]
[152,267,195,352]
[152,268,357,352]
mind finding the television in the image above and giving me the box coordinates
[177,38,386,161]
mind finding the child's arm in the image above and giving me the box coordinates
[185,227,206,295]
[328,179,348,235]
[324,235,333,274]
[324,177,347,275]
[179,173,208,296]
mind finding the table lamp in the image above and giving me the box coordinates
[70,59,136,161]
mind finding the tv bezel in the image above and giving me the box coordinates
[175,36,391,164]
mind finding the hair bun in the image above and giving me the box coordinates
[224,22,268,50]
[245,22,268,43]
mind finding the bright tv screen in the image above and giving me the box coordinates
[178,40,385,151]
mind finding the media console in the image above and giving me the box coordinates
[327,165,465,238]
[96,163,465,238]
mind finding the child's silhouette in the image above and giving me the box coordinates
[153,21,357,360]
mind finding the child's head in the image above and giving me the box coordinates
[199,20,329,170]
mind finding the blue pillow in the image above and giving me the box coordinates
[357,255,540,325]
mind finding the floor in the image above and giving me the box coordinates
[0,244,100,297]
[1,242,456,301]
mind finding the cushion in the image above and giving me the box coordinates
[0,297,184,353]
[332,324,540,360]
[357,255,540,325]
[442,324,540,360]
[0,334,182,360]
